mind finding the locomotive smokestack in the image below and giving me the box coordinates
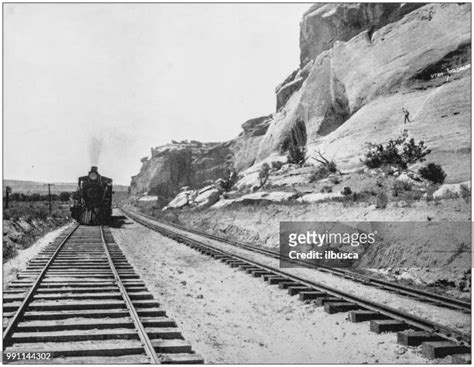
[90,166,98,173]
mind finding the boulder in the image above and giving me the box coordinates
[396,173,424,187]
[137,195,158,202]
[432,181,471,200]
[296,192,344,203]
[167,190,194,209]
[210,191,299,209]
[194,188,221,208]
[198,184,216,195]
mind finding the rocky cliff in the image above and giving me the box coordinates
[131,141,234,198]
[131,3,471,198]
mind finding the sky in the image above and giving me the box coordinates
[4,3,310,185]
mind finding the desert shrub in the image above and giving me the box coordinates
[363,132,431,169]
[309,166,329,183]
[59,192,71,201]
[220,169,238,192]
[391,180,413,197]
[314,150,337,173]
[376,191,388,209]
[418,163,446,184]
[460,184,471,203]
[271,161,284,170]
[3,241,17,261]
[403,190,424,202]
[287,146,306,166]
[341,187,352,196]
[330,176,341,185]
[258,163,271,189]
[321,185,333,193]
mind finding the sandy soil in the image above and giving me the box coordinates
[3,223,72,290]
[111,217,436,364]
[123,211,470,336]
[172,198,471,294]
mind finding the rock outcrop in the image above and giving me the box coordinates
[256,3,471,183]
[299,3,425,66]
[130,141,233,198]
[131,3,471,201]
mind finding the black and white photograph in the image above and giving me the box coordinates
[2,2,472,364]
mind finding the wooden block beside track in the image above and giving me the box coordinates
[299,291,326,301]
[421,341,471,359]
[250,270,273,278]
[244,267,261,274]
[347,310,390,323]
[266,277,289,285]
[278,281,300,289]
[287,286,313,296]
[152,339,193,353]
[370,319,410,334]
[160,353,205,364]
[324,302,360,314]
[314,297,341,306]
[397,330,445,346]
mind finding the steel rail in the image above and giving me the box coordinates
[121,207,471,313]
[3,223,80,346]
[99,226,161,364]
[123,208,471,346]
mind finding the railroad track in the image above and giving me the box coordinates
[121,207,471,363]
[122,207,471,313]
[3,224,203,364]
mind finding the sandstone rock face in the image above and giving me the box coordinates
[131,3,471,198]
[299,3,425,66]
[432,181,471,200]
[232,115,272,171]
[254,3,470,183]
[130,141,233,198]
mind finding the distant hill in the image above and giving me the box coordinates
[3,180,129,194]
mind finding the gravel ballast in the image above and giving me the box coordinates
[111,218,433,364]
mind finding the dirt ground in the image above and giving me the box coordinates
[169,198,471,294]
[111,217,439,364]
[120,211,470,335]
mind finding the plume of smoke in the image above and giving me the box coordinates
[88,136,103,167]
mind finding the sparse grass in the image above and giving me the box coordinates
[258,163,271,190]
[3,201,70,262]
[309,166,333,183]
[4,201,70,221]
[321,185,333,193]
[287,146,306,166]
[391,180,413,197]
[460,184,471,203]
[376,191,388,209]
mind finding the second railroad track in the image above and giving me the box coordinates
[121,207,471,363]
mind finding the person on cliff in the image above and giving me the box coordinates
[402,107,411,124]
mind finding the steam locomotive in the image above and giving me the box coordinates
[70,166,113,225]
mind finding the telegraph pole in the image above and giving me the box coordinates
[45,184,54,215]
[5,186,11,209]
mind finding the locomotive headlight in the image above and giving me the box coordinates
[89,172,98,180]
